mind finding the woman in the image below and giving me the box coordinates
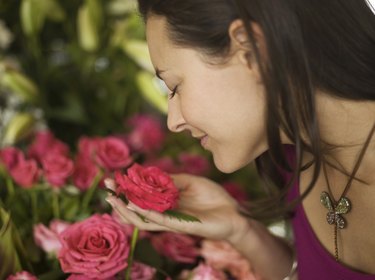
[105,0,375,279]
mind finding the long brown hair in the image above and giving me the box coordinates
[137,0,375,219]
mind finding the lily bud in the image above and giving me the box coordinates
[87,0,103,30]
[107,0,137,16]
[0,207,23,274]
[123,40,154,73]
[136,71,168,114]
[77,4,99,52]
[3,113,36,145]
[20,0,46,36]
[0,69,39,103]
[45,0,66,22]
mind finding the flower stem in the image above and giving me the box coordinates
[81,171,103,213]
[30,190,38,223]
[5,176,15,197]
[52,190,60,219]
[125,227,139,280]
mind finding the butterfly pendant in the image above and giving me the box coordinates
[320,191,351,229]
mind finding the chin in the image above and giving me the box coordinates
[212,155,248,174]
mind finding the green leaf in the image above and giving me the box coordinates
[0,207,23,278]
[164,210,201,223]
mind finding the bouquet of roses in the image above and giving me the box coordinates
[0,114,260,280]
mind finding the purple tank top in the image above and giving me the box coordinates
[284,146,375,279]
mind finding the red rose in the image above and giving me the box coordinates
[127,114,165,154]
[42,154,74,187]
[222,182,248,204]
[178,153,210,176]
[143,157,179,174]
[6,271,38,280]
[10,158,40,188]
[58,214,130,279]
[28,130,69,163]
[77,136,100,159]
[72,155,100,191]
[0,147,25,171]
[115,163,179,212]
[130,262,157,280]
[151,232,200,264]
[95,137,132,171]
[67,274,116,280]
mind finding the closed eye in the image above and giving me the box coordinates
[169,85,178,99]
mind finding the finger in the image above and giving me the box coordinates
[107,196,170,231]
[127,202,200,233]
[104,178,117,192]
[111,210,131,224]
[170,173,197,191]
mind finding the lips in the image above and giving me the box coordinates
[191,133,208,148]
[199,135,208,147]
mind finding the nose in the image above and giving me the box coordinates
[167,99,186,133]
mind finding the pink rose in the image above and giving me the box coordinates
[95,137,132,170]
[0,147,24,171]
[143,157,179,174]
[222,181,249,203]
[130,262,157,280]
[10,158,40,188]
[200,240,259,280]
[72,155,100,191]
[151,232,200,264]
[42,153,74,187]
[77,136,100,159]
[115,163,179,212]
[127,114,165,154]
[178,153,210,176]
[33,219,70,254]
[6,271,38,280]
[58,214,130,279]
[179,263,226,280]
[28,130,69,162]
[67,274,116,280]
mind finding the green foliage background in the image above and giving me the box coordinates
[0,0,268,278]
[0,0,150,145]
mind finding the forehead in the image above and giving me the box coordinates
[145,16,172,65]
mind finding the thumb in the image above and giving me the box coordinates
[170,173,197,191]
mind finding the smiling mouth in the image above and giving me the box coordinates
[199,135,208,147]
[191,133,208,147]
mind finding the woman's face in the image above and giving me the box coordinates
[146,16,268,173]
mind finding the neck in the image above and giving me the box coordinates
[315,92,375,185]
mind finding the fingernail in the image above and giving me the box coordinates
[127,204,136,212]
[126,206,135,212]
[104,178,115,189]
[105,197,114,206]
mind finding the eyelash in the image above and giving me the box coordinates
[168,86,178,99]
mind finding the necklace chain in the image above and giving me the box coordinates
[320,123,375,261]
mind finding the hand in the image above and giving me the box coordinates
[105,174,250,242]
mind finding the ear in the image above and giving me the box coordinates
[228,19,265,80]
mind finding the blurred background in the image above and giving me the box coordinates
[0,0,262,193]
[0,1,283,279]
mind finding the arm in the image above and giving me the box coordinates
[227,216,296,280]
